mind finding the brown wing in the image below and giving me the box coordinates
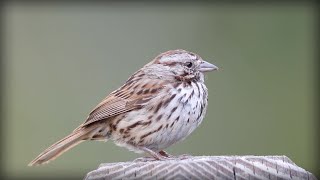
[76,77,167,130]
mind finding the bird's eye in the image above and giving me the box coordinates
[185,62,193,68]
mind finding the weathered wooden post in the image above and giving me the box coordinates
[85,155,317,180]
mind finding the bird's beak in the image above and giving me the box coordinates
[199,61,218,72]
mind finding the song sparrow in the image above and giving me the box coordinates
[28,49,218,166]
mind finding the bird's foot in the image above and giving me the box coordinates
[158,150,174,158]
[176,154,193,160]
[137,147,193,161]
[134,147,166,161]
[159,150,193,160]
[133,156,158,162]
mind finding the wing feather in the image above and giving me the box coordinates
[76,78,167,129]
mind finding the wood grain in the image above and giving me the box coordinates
[85,156,317,180]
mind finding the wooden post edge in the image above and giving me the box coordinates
[85,155,317,180]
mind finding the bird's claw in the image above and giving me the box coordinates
[176,154,193,160]
[133,157,158,162]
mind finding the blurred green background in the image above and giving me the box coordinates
[3,2,318,179]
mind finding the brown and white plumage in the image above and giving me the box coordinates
[28,49,218,166]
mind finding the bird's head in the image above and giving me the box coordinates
[144,49,218,82]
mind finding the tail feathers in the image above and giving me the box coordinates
[28,126,99,166]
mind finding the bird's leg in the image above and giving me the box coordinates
[140,147,168,160]
[134,147,169,162]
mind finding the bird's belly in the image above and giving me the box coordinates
[111,82,208,152]
[147,101,205,150]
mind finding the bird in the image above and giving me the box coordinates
[28,49,218,166]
